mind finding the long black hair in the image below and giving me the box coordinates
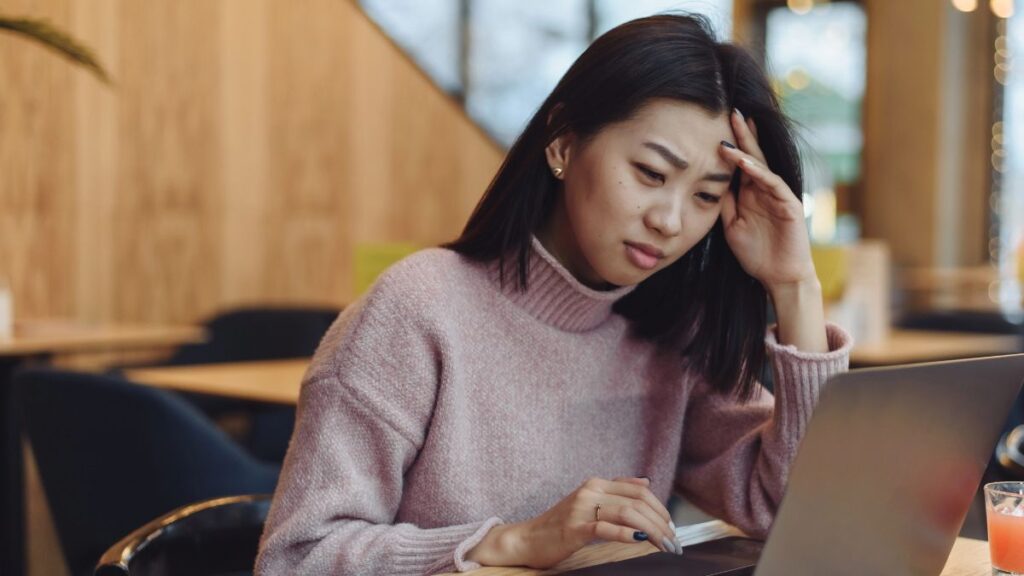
[444,14,803,401]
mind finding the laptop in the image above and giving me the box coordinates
[565,353,1024,576]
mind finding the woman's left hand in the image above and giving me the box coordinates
[718,109,817,293]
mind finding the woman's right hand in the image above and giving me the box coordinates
[466,476,682,569]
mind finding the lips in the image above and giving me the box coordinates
[625,241,665,259]
[624,241,664,271]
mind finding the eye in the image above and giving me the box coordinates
[696,192,721,204]
[635,164,665,184]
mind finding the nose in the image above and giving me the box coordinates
[643,195,684,238]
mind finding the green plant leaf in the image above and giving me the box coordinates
[0,15,111,84]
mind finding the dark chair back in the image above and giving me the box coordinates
[15,369,279,576]
[95,495,271,576]
[161,306,340,463]
[119,306,340,464]
[167,306,340,365]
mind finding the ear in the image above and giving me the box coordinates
[545,132,575,178]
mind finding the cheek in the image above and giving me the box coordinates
[692,203,722,230]
[569,169,639,230]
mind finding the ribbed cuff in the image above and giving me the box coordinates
[389,518,499,574]
[452,517,506,572]
[765,322,853,445]
[408,516,504,575]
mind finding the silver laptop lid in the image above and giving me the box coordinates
[755,353,1024,576]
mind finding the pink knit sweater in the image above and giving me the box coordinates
[255,236,852,575]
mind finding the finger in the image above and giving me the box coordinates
[612,476,651,487]
[718,147,791,200]
[735,157,792,200]
[597,494,676,546]
[720,186,738,227]
[730,109,766,164]
[746,116,759,140]
[590,520,665,552]
[591,506,679,554]
[598,479,673,525]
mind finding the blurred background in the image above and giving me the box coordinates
[1,1,1024,575]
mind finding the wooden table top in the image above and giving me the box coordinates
[435,536,990,575]
[122,328,1021,405]
[850,328,1020,366]
[0,319,205,358]
[125,358,307,404]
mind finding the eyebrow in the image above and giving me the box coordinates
[642,141,733,183]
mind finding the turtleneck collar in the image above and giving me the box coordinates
[488,236,638,332]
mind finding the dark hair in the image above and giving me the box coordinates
[444,14,803,401]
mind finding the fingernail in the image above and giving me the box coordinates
[720,140,736,149]
[669,520,677,533]
[661,536,675,553]
[639,475,651,482]
[676,539,685,555]
[633,530,649,542]
[734,108,744,119]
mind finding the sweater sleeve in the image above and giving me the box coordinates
[673,322,853,538]
[255,270,504,576]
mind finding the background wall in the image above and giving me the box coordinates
[0,0,504,326]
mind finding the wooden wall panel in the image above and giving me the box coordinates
[113,0,223,323]
[265,0,353,304]
[0,0,504,327]
[0,0,75,319]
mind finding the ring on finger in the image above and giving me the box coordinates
[594,503,601,522]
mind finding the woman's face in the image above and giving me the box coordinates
[540,98,735,289]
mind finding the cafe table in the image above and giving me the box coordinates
[125,358,307,405]
[432,536,991,575]
[0,318,205,576]
[851,328,1021,367]
[124,328,1023,406]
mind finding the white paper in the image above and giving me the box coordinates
[674,520,746,547]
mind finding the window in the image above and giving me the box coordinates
[359,0,462,93]
[594,0,732,39]
[763,1,867,244]
[995,15,1024,313]
[360,1,733,147]
[465,1,590,145]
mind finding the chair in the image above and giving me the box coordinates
[164,306,340,365]
[94,494,270,576]
[119,306,341,464]
[15,369,279,576]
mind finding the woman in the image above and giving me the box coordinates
[256,13,852,575]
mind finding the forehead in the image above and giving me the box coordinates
[604,99,733,157]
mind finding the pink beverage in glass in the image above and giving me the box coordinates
[986,482,1024,575]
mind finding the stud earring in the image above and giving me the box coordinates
[552,167,564,178]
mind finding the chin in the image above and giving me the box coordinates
[596,265,649,288]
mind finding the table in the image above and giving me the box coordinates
[125,359,307,405]
[1,319,205,576]
[123,328,1023,407]
[850,328,1021,367]
[434,536,991,575]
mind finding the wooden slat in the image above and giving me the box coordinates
[125,358,306,405]
[0,319,204,357]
